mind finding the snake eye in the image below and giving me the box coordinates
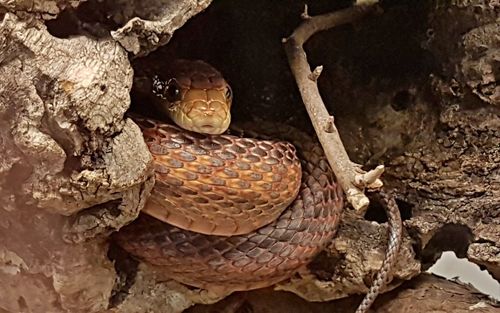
[225,86,232,101]
[165,79,182,102]
[152,76,182,102]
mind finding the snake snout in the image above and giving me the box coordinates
[169,100,230,135]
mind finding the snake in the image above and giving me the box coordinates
[114,59,404,312]
[114,59,344,292]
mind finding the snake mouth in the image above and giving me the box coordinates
[194,123,220,134]
[188,117,230,135]
[201,124,216,131]
[169,107,231,135]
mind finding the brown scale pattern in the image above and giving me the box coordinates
[134,116,302,236]
[114,121,344,291]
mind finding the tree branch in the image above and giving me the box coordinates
[282,1,382,212]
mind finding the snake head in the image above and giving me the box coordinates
[151,60,232,135]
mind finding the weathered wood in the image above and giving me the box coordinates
[0,8,152,313]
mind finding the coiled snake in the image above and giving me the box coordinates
[115,60,343,291]
[114,59,344,291]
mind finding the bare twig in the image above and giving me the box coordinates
[308,65,323,81]
[355,165,385,189]
[301,4,311,20]
[282,2,382,212]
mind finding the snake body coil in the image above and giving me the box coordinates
[114,60,344,291]
[114,121,343,291]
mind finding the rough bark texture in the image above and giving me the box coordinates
[188,274,498,313]
[0,0,86,20]
[0,0,498,313]
[0,6,153,313]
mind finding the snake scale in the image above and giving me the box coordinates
[114,60,401,309]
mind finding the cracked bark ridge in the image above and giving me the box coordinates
[110,0,213,56]
[0,12,153,313]
[0,0,86,20]
[387,1,499,281]
[423,1,499,106]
